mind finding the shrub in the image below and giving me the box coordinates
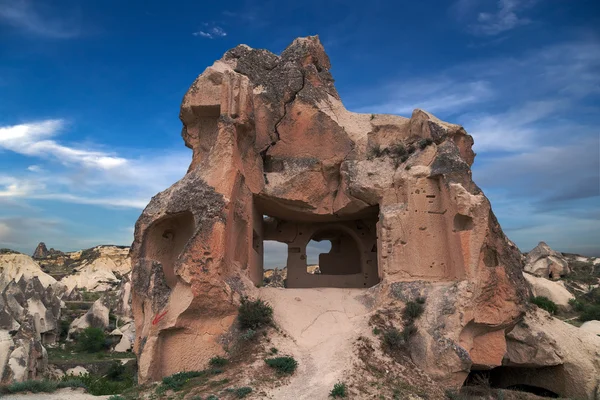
[403,301,424,321]
[383,328,403,349]
[241,328,256,341]
[270,347,278,354]
[108,396,125,400]
[531,296,558,315]
[401,323,418,341]
[580,305,600,322]
[569,298,586,312]
[209,356,228,367]
[207,395,219,400]
[368,143,383,159]
[388,143,407,159]
[265,356,298,374]
[63,373,134,396]
[77,327,107,353]
[235,386,253,398]
[372,327,381,335]
[57,378,87,390]
[238,297,273,330]
[330,382,347,398]
[6,380,57,394]
[106,361,126,380]
[161,370,204,392]
[418,138,433,149]
[59,319,70,341]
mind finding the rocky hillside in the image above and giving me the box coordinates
[523,241,600,334]
[0,244,135,388]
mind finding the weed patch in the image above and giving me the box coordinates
[265,356,298,374]
[330,382,347,398]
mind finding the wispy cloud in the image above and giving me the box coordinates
[453,0,538,36]
[193,25,227,39]
[0,0,80,38]
[459,100,565,152]
[356,78,493,116]
[0,120,126,170]
[0,119,190,209]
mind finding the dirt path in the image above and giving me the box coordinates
[1,388,110,399]
[258,287,374,399]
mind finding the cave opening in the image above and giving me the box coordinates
[464,368,561,398]
[254,201,380,289]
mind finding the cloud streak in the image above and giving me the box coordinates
[0,120,126,169]
[453,0,538,36]
[193,26,227,39]
[0,119,190,209]
[0,0,80,38]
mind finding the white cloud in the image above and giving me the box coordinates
[193,26,227,39]
[27,165,43,173]
[454,0,538,36]
[461,100,564,152]
[0,0,80,38]
[356,78,493,116]
[0,120,190,209]
[0,120,126,170]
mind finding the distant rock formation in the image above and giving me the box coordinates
[524,242,570,279]
[32,242,49,259]
[0,245,134,384]
[130,35,535,390]
[0,253,62,384]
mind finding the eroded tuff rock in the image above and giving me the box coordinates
[524,241,570,279]
[132,36,536,390]
[0,255,62,384]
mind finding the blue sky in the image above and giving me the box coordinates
[0,0,599,262]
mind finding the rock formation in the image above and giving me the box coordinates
[524,241,570,279]
[0,253,62,383]
[130,35,536,388]
[58,246,131,293]
[33,242,49,259]
[523,273,574,311]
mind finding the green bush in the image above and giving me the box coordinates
[106,361,126,380]
[330,382,347,398]
[59,319,70,341]
[162,371,204,392]
[241,328,256,340]
[6,380,57,394]
[531,296,558,315]
[388,143,407,159]
[238,297,273,330]
[580,305,600,322]
[368,143,384,159]
[569,298,586,312]
[57,379,87,389]
[418,138,434,149]
[62,373,134,396]
[270,347,278,354]
[403,301,424,320]
[383,328,403,349]
[235,386,253,398]
[207,395,219,400]
[209,356,228,367]
[265,356,298,374]
[108,396,125,400]
[77,327,107,353]
[401,324,418,341]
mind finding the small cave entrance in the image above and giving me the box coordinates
[255,205,380,289]
[463,368,561,398]
[142,211,195,289]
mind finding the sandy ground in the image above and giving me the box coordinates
[258,287,374,399]
[1,388,110,399]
